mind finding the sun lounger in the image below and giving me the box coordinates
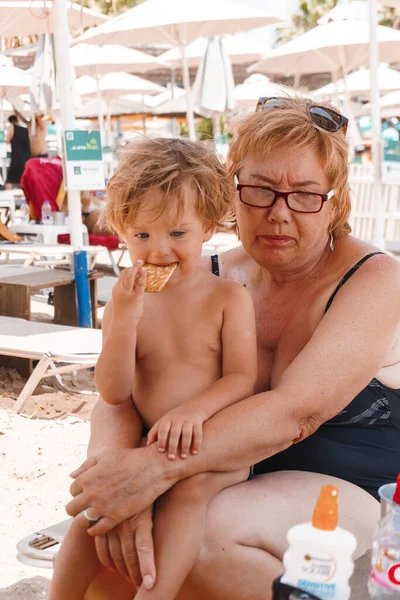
[0,316,101,414]
[0,241,101,268]
[17,519,71,569]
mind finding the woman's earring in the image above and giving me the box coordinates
[235,223,240,241]
[329,231,334,251]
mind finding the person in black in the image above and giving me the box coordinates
[5,114,31,189]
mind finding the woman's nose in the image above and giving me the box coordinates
[266,196,292,223]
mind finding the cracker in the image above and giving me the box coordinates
[143,263,178,292]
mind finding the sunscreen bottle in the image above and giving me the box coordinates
[281,485,357,600]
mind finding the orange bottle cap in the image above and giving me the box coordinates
[312,485,339,531]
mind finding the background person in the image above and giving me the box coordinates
[13,109,49,157]
[5,114,31,189]
[67,98,399,600]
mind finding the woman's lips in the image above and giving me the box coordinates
[259,235,294,245]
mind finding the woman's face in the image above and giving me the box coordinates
[235,147,334,271]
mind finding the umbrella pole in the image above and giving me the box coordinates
[369,0,385,249]
[96,76,106,147]
[52,0,92,328]
[180,41,196,141]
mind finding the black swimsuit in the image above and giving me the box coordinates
[211,252,400,499]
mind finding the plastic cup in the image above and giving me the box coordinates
[378,483,398,518]
[53,211,66,226]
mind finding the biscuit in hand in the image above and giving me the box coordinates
[143,263,178,292]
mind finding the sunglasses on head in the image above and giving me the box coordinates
[256,97,348,135]
[272,578,322,600]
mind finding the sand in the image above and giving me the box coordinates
[0,366,99,598]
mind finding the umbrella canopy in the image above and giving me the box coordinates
[234,74,297,113]
[70,43,169,77]
[74,0,280,46]
[0,63,31,99]
[192,36,236,118]
[159,34,265,69]
[153,94,209,117]
[73,0,280,140]
[123,86,186,107]
[0,1,107,36]
[312,65,400,101]
[318,1,369,24]
[30,34,56,114]
[76,72,165,100]
[76,97,149,119]
[249,21,400,76]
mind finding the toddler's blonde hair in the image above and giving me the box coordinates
[105,137,235,236]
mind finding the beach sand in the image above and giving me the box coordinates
[0,366,98,598]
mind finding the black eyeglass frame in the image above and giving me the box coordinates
[236,183,335,214]
[256,96,348,134]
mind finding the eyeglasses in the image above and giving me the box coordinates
[272,578,322,600]
[236,181,334,214]
[256,97,348,135]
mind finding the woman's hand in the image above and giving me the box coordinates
[95,506,156,590]
[67,445,179,536]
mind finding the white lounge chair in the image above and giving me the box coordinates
[0,316,101,414]
[17,519,71,569]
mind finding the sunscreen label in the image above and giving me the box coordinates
[297,552,337,599]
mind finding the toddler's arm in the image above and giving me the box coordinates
[95,261,146,405]
[147,283,257,458]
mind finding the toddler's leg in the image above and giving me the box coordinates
[135,468,248,600]
[48,518,102,600]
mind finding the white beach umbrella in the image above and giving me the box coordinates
[77,72,165,99]
[76,97,149,119]
[122,86,186,108]
[192,36,236,126]
[234,74,296,114]
[0,1,107,36]
[0,63,31,126]
[312,65,400,102]
[153,94,209,117]
[250,21,400,77]
[73,0,280,140]
[70,43,168,77]
[30,34,56,114]
[77,72,164,143]
[159,34,265,69]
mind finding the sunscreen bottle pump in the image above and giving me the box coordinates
[281,485,357,600]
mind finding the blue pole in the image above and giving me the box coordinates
[73,250,92,328]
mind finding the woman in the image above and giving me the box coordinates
[5,114,31,189]
[67,98,399,600]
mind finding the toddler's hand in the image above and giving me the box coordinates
[146,408,204,460]
[111,261,146,322]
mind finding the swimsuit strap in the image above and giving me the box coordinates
[325,252,385,313]
[211,254,220,276]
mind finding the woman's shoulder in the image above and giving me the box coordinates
[334,236,400,282]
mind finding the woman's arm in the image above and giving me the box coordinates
[67,255,400,532]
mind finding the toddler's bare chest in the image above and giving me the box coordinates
[136,302,223,363]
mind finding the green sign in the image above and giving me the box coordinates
[64,130,105,190]
[0,130,6,159]
[65,130,102,161]
[383,140,400,162]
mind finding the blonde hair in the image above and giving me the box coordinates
[105,137,235,236]
[228,99,351,240]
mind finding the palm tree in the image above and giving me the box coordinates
[90,0,145,15]
[276,0,339,45]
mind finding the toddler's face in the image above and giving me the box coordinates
[124,184,213,283]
